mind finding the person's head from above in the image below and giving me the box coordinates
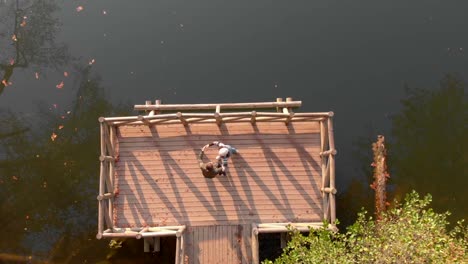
[217,147,229,159]
[206,162,214,171]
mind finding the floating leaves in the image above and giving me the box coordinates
[1,79,12,86]
[11,34,18,41]
[56,81,64,89]
[58,125,64,130]
[50,132,57,141]
[12,175,18,181]
[88,58,95,65]
[76,6,84,12]
[20,20,27,27]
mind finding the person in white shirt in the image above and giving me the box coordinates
[202,141,238,175]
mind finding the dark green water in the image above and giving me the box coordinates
[0,0,466,262]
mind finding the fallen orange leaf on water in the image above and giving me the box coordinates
[11,34,17,41]
[89,59,95,65]
[51,132,57,141]
[56,81,64,89]
[1,80,8,86]
[12,176,18,180]
[58,125,64,129]
[20,20,27,27]
[76,6,84,12]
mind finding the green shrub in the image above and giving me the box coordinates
[264,191,467,264]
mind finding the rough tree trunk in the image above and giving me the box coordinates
[370,135,390,219]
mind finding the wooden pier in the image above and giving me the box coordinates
[96,98,337,263]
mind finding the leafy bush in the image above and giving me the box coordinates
[264,191,467,264]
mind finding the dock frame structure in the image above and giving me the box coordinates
[96,98,337,264]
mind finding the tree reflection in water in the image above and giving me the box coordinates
[0,0,69,95]
[0,66,131,262]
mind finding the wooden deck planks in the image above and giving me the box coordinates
[113,121,323,229]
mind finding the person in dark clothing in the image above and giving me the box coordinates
[202,141,238,173]
[198,150,225,178]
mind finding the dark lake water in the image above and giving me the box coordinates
[0,0,466,262]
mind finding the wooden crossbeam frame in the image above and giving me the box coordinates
[134,99,302,111]
[96,118,116,239]
[97,98,337,262]
[319,114,337,224]
[102,112,331,126]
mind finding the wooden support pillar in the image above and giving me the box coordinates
[214,112,222,126]
[97,120,106,238]
[154,99,161,115]
[320,120,328,221]
[178,235,184,264]
[280,233,288,248]
[251,111,257,124]
[251,224,259,264]
[327,112,336,224]
[177,112,188,126]
[175,236,181,264]
[285,112,294,125]
[286,97,293,114]
[145,100,154,116]
[276,98,283,113]
[154,237,160,252]
[144,238,150,252]
[103,201,113,228]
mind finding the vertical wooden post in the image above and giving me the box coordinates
[286,97,293,113]
[251,224,259,264]
[180,235,185,264]
[97,118,106,238]
[154,99,161,115]
[276,98,283,113]
[144,238,150,252]
[320,120,329,221]
[280,233,288,248]
[327,112,336,224]
[146,100,155,116]
[108,125,116,223]
[154,237,160,252]
[251,111,257,124]
[175,236,181,264]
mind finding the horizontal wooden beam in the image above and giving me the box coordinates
[319,149,337,156]
[101,226,187,239]
[134,101,302,111]
[321,187,337,194]
[103,112,331,124]
[96,193,114,200]
[254,222,336,233]
[99,155,115,162]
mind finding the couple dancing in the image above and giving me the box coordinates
[198,141,238,178]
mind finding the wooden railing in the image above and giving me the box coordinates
[96,98,337,262]
[319,114,337,224]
